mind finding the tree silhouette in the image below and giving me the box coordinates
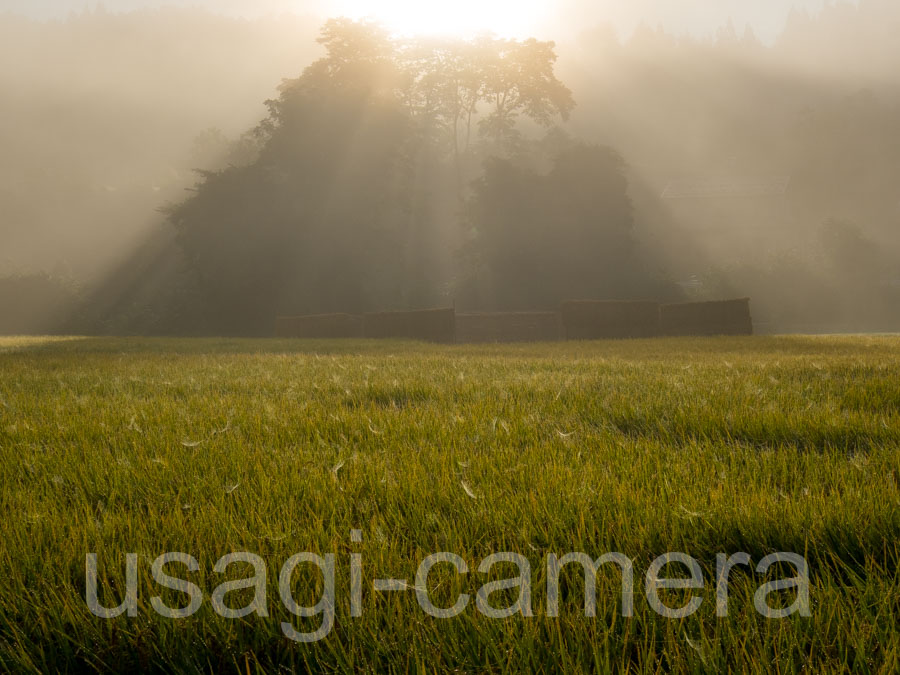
[165,19,578,332]
[465,143,636,310]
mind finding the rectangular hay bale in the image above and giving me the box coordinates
[363,308,456,343]
[659,298,753,336]
[455,312,562,343]
[561,300,661,339]
[275,313,363,338]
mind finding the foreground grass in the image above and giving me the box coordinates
[0,335,898,673]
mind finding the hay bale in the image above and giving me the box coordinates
[275,313,363,338]
[660,298,753,336]
[561,300,661,339]
[456,312,562,343]
[363,308,456,343]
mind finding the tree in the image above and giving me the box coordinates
[166,23,415,333]
[165,20,580,332]
[465,143,636,309]
[478,37,575,154]
[404,33,574,196]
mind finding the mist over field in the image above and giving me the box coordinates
[3,5,900,672]
[1,0,899,335]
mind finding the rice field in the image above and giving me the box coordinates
[0,335,898,673]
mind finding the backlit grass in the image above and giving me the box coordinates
[1,336,898,673]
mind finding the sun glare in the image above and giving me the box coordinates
[327,0,549,38]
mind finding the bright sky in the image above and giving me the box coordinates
[2,0,842,42]
[327,0,550,38]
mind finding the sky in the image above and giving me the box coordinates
[0,0,845,42]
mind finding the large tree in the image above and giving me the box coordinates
[402,32,574,196]
[167,23,413,333]
[166,19,577,332]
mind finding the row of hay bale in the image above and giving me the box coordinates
[274,298,752,342]
[275,309,456,343]
[659,298,754,337]
[561,301,661,339]
[455,312,563,343]
[362,309,456,343]
[274,313,363,339]
[561,298,753,339]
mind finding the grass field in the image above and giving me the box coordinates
[1,335,898,673]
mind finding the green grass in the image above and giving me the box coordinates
[0,335,898,673]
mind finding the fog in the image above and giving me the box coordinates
[1,0,898,335]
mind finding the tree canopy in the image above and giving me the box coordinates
[165,20,647,334]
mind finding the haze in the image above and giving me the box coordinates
[1,0,897,335]
[4,1,844,41]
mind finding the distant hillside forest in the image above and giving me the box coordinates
[2,1,899,335]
